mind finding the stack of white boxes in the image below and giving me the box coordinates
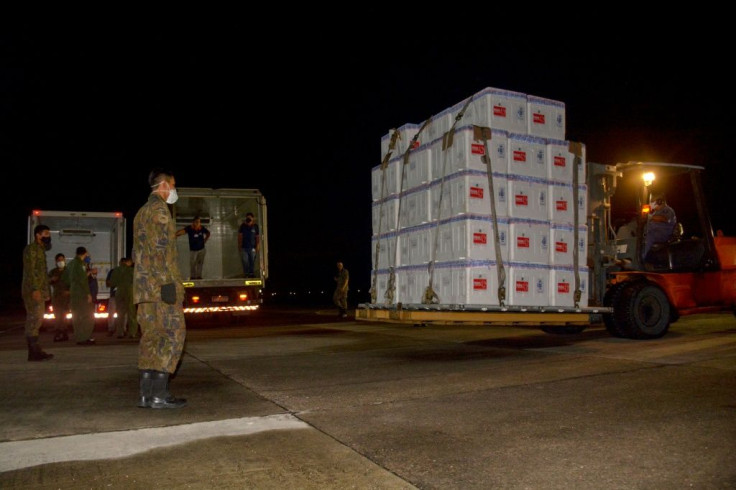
[371,86,588,307]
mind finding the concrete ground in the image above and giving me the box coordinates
[0,307,734,489]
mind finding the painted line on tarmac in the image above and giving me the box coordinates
[0,413,309,472]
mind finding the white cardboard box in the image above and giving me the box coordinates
[527,95,565,140]
[508,133,548,179]
[509,218,550,265]
[380,122,421,162]
[507,263,549,306]
[549,266,589,307]
[550,224,588,266]
[433,259,500,305]
[463,87,528,134]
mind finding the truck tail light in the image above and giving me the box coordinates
[238,293,248,301]
[97,303,107,313]
[191,295,201,304]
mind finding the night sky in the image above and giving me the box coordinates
[2,21,734,309]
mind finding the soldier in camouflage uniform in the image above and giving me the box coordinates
[62,246,97,345]
[133,168,187,409]
[22,224,54,361]
[333,261,349,318]
[109,257,138,338]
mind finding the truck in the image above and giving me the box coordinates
[171,188,268,319]
[28,210,127,325]
[357,92,736,339]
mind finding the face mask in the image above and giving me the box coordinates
[56,260,65,268]
[166,187,178,204]
[84,256,91,265]
[41,236,51,250]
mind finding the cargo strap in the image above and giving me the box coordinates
[386,118,432,304]
[370,130,399,303]
[477,126,506,306]
[569,141,584,308]
[423,96,473,304]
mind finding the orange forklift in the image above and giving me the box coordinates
[589,161,736,339]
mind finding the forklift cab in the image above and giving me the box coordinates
[611,162,717,273]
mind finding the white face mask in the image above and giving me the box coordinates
[56,260,65,268]
[166,187,178,204]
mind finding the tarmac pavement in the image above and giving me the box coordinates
[0,307,734,489]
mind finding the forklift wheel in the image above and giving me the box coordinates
[617,281,671,339]
[603,281,631,338]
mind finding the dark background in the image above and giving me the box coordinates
[2,20,734,310]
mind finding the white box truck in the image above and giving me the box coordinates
[171,188,268,318]
[27,209,127,324]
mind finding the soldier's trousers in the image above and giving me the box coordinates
[137,301,186,373]
[23,295,44,337]
[115,293,138,337]
[71,299,95,342]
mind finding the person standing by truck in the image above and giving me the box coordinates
[238,212,260,277]
[22,224,54,361]
[175,215,210,280]
[49,253,71,342]
[133,168,187,409]
[63,246,97,346]
[109,257,138,339]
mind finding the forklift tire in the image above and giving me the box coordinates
[616,281,671,339]
[602,281,631,338]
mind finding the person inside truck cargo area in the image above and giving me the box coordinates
[62,246,97,345]
[238,212,260,278]
[643,191,677,264]
[133,168,187,409]
[22,224,54,361]
[333,261,349,318]
[48,253,71,342]
[176,215,210,280]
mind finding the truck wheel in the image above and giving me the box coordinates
[617,282,671,339]
[541,326,586,335]
[603,281,630,338]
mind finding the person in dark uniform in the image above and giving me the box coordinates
[48,253,71,342]
[133,168,187,409]
[238,212,260,277]
[176,215,210,280]
[22,225,54,361]
[63,246,96,345]
[333,261,349,318]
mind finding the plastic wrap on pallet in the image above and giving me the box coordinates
[549,265,589,307]
[398,223,434,266]
[401,184,432,228]
[371,231,399,271]
[430,169,509,220]
[371,157,401,202]
[372,195,400,236]
[509,218,550,265]
[508,174,549,221]
[548,181,587,226]
[508,262,549,306]
[425,105,458,142]
[371,268,400,305]
[380,122,421,162]
[433,125,509,176]
[508,133,548,179]
[434,214,509,263]
[550,223,588,266]
[404,142,432,190]
[527,95,565,140]
[433,259,500,305]
[397,264,430,304]
[463,87,528,134]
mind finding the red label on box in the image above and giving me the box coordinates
[558,282,570,294]
[513,150,527,162]
[554,156,566,167]
[473,232,487,244]
[493,105,507,118]
[556,200,568,211]
[556,241,567,253]
[515,194,528,206]
[473,278,487,290]
[470,186,484,199]
[410,140,420,149]
[533,113,545,124]
[516,281,529,292]
[471,143,485,155]
[517,236,530,248]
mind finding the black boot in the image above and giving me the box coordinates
[137,370,153,408]
[27,336,54,362]
[149,371,187,409]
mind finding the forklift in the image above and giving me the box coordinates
[589,161,736,339]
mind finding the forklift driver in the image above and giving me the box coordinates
[643,191,677,263]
